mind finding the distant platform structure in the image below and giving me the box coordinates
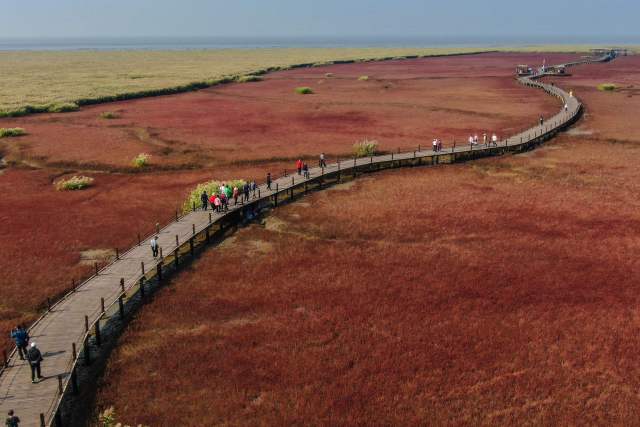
[516,64,533,76]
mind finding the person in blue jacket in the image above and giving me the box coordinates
[10,325,29,361]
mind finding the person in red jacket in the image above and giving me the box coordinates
[296,159,303,175]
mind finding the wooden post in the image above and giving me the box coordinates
[192,201,196,212]
[100,297,105,314]
[120,277,125,293]
[175,210,179,221]
[71,368,79,394]
[156,223,160,233]
[94,262,99,276]
[418,144,421,152]
[47,298,52,311]
[209,212,212,224]
[115,248,119,260]
[72,342,77,360]
[118,296,124,319]
[84,315,89,333]
[137,233,141,246]
[291,176,294,186]
[391,152,394,160]
[141,261,145,275]
[353,157,356,167]
[192,224,196,235]
[95,320,101,347]
[72,278,76,291]
[40,414,45,427]
[175,235,179,247]
[58,374,64,394]
[140,277,145,298]
[159,247,163,259]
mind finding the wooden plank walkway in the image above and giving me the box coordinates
[0,54,612,426]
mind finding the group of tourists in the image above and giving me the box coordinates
[468,133,499,147]
[200,181,257,213]
[10,325,44,384]
[296,159,310,178]
[431,139,443,152]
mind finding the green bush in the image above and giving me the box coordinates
[55,175,94,191]
[353,138,378,157]
[358,75,369,81]
[295,87,313,95]
[0,127,26,138]
[48,102,79,113]
[182,179,246,213]
[132,153,151,168]
[237,75,263,83]
[597,83,617,91]
[100,111,119,119]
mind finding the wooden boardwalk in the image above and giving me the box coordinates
[0,54,612,426]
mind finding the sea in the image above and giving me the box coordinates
[0,35,637,51]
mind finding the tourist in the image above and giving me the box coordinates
[150,236,159,258]
[539,115,544,126]
[200,190,209,211]
[437,139,443,152]
[209,194,216,212]
[26,342,43,384]
[564,103,568,112]
[319,153,327,168]
[219,183,226,196]
[251,180,257,198]
[569,90,573,97]
[483,133,488,146]
[296,159,303,175]
[468,135,474,146]
[243,182,250,202]
[220,192,228,212]
[473,134,479,145]
[303,163,309,179]
[224,185,232,200]
[5,410,19,427]
[10,326,28,361]
[232,186,239,205]
[213,195,221,212]
[266,173,272,190]
[432,139,437,152]
[491,133,498,146]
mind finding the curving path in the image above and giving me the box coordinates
[0,52,614,426]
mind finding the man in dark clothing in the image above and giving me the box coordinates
[266,173,272,190]
[539,115,544,126]
[243,182,250,202]
[10,326,28,360]
[200,191,209,211]
[27,342,43,383]
[5,410,19,427]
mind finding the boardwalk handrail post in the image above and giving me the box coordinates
[58,374,63,394]
[175,235,179,247]
[192,224,196,235]
[84,315,89,333]
[40,414,45,427]
[94,262,99,276]
[120,277,125,293]
[115,248,119,260]
[209,212,212,224]
[141,261,145,275]
[72,342,77,360]
[137,233,141,246]
[100,297,105,314]
[95,319,101,347]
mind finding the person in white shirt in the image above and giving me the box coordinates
[483,133,488,146]
[491,133,498,146]
[473,134,479,145]
[469,135,474,146]
[432,139,438,152]
[150,236,159,258]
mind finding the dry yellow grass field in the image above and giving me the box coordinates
[1,45,634,113]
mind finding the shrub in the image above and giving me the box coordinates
[0,127,26,138]
[358,75,369,81]
[353,138,378,157]
[597,83,617,91]
[182,179,246,213]
[100,111,119,119]
[47,102,79,113]
[55,175,94,191]
[295,87,313,95]
[132,153,151,168]
[237,75,263,83]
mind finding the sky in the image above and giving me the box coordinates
[0,0,637,41]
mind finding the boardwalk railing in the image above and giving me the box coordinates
[0,53,614,426]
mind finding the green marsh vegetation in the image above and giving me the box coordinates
[55,175,94,191]
[353,138,378,157]
[295,87,314,94]
[0,128,26,138]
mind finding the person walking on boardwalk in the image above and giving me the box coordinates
[468,135,474,147]
[564,103,568,112]
[150,236,159,258]
[220,192,228,212]
[473,134,479,145]
[10,326,28,360]
[251,180,257,198]
[5,410,19,427]
[267,173,272,190]
[432,139,438,152]
[296,159,303,175]
[483,133,488,147]
[243,182,250,202]
[232,186,239,205]
[200,190,209,211]
[27,342,43,383]
[492,133,498,146]
[213,194,221,212]
[302,162,309,179]
[319,153,327,168]
[539,115,544,126]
